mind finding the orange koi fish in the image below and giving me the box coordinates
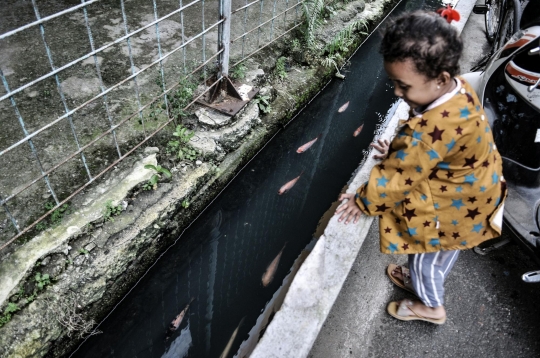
[278,171,303,195]
[262,243,287,287]
[338,101,350,113]
[353,124,364,137]
[297,134,321,153]
[169,297,194,332]
[437,5,460,23]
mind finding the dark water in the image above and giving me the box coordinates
[71,0,442,356]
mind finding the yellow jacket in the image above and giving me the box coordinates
[356,77,506,254]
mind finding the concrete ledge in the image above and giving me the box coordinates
[0,155,158,307]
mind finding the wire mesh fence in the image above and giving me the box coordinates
[0,0,305,253]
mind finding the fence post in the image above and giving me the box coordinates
[219,0,231,77]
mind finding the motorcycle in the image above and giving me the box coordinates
[462,0,540,282]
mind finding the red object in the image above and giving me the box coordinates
[437,4,461,23]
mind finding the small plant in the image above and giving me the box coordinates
[35,221,48,231]
[25,293,36,304]
[36,202,72,231]
[143,164,172,191]
[326,19,367,56]
[181,199,190,208]
[12,288,25,301]
[166,139,180,156]
[147,74,197,121]
[51,204,71,225]
[178,146,199,161]
[79,248,89,255]
[35,272,51,291]
[231,64,247,80]
[210,163,221,173]
[104,200,123,221]
[291,39,302,52]
[321,55,345,79]
[173,125,195,144]
[254,94,272,114]
[0,303,20,328]
[275,57,288,80]
[167,125,200,162]
[302,0,326,49]
[167,77,197,119]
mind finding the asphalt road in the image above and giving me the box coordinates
[310,4,540,358]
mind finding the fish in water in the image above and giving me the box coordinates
[296,134,321,153]
[169,297,194,332]
[262,243,287,287]
[338,101,350,113]
[278,171,303,195]
[353,124,364,137]
[219,316,246,358]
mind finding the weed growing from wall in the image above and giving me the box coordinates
[35,272,51,290]
[275,57,288,80]
[0,303,19,328]
[302,0,326,49]
[230,64,247,80]
[146,74,198,124]
[166,125,199,162]
[167,77,198,119]
[35,202,72,231]
[103,200,123,221]
[325,19,367,56]
[254,94,272,114]
[143,164,172,191]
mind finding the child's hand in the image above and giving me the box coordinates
[335,193,362,224]
[370,139,390,160]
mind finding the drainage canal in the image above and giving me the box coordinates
[71,0,440,356]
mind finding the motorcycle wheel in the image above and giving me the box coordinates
[496,0,522,50]
[485,0,502,42]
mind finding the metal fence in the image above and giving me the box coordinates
[0,0,304,252]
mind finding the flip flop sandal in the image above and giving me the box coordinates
[387,264,416,294]
[387,300,446,325]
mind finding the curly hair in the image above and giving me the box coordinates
[380,10,463,79]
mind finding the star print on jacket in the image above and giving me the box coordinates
[355,77,507,254]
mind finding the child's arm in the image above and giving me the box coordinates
[355,133,441,216]
[335,138,392,224]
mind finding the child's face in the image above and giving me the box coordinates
[384,59,440,109]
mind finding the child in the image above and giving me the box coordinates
[335,10,506,324]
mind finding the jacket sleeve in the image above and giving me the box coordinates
[355,132,441,216]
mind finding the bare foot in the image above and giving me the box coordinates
[391,266,406,282]
[396,300,446,320]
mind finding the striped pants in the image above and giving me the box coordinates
[408,250,460,307]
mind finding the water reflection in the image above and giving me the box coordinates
[162,324,192,358]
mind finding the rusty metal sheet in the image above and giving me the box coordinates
[197,78,259,116]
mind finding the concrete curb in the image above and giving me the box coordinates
[250,0,477,355]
